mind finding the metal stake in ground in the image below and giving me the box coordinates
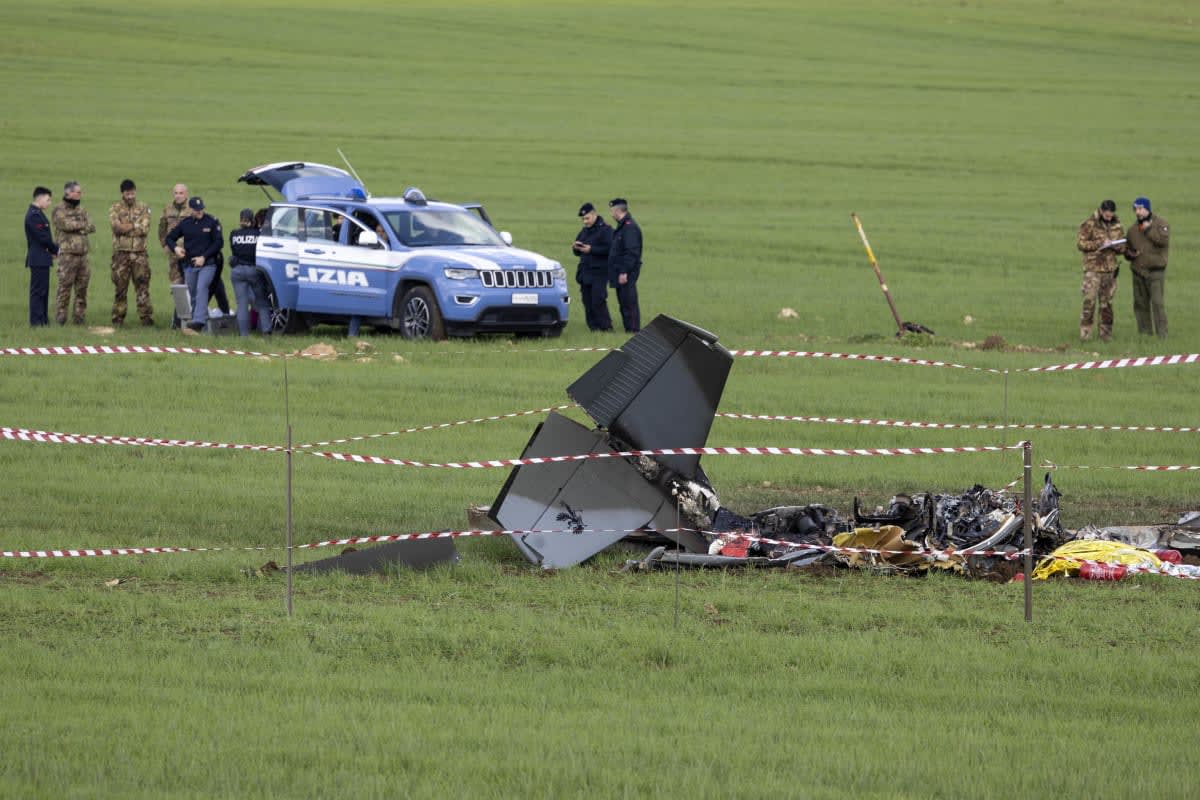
[1022,441,1033,623]
[850,213,934,337]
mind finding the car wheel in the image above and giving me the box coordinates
[400,285,446,340]
[267,289,309,335]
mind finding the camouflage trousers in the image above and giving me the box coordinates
[112,251,153,325]
[55,253,90,324]
[1080,270,1116,341]
[168,254,184,286]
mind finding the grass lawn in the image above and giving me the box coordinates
[1,1,1198,797]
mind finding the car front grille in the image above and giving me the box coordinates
[479,270,554,289]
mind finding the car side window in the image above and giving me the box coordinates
[267,207,299,239]
[302,209,341,244]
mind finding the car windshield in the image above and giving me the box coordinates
[383,208,505,248]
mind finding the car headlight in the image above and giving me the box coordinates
[550,267,566,281]
[443,267,479,280]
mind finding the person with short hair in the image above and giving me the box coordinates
[108,179,154,326]
[572,202,613,331]
[51,180,96,325]
[229,208,272,336]
[24,186,59,326]
[1124,196,1170,338]
[607,198,643,333]
[159,183,191,328]
[1075,199,1125,342]
[164,196,223,331]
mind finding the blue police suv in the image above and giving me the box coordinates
[237,162,569,338]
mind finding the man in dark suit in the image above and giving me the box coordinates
[24,186,59,326]
[607,198,643,333]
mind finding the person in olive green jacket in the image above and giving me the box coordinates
[1124,196,1170,338]
[1075,199,1125,342]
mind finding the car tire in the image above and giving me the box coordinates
[266,288,309,335]
[400,285,446,341]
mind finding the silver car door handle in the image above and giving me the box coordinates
[303,248,325,255]
[261,242,284,249]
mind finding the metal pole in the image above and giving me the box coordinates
[1003,370,1010,430]
[673,498,681,630]
[1023,440,1033,623]
[286,422,294,617]
[283,357,294,617]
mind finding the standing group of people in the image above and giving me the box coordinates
[1076,196,1171,340]
[23,181,272,336]
[571,198,643,333]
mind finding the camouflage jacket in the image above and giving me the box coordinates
[52,201,96,256]
[1125,214,1170,274]
[158,202,189,253]
[109,200,151,253]
[1075,212,1124,273]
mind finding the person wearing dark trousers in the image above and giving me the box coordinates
[164,196,223,331]
[24,186,59,326]
[572,202,613,331]
[229,208,271,336]
[607,197,643,333]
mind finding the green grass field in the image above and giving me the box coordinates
[2,1,1198,797]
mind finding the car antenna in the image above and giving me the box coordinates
[337,147,370,198]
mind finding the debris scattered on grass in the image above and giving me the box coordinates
[296,343,337,360]
[963,315,974,325]
[104,577,135,588]
[89,326,115,335]
[980,334,1007,350]
[778,307,798,319]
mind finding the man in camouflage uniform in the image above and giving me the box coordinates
[51,180,96,325]
[1075,199,1125,342]
[109,179,154,325]
[1124,196,1170,338]
[159,183,190,328]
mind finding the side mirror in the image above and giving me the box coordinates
[358,230,381,248]
[500,231,513,246]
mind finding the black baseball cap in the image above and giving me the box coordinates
[188,196,205,210]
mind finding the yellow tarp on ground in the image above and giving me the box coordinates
[1032,539,1161,580]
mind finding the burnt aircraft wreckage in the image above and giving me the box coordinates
[488,314,1069,574]
[303,315,1191,576]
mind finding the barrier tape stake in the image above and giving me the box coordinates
[1023,440,1033,623]
[284,358,294,618]
[1003,369,1010,430]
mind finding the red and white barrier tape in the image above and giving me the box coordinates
[7,527,1197,581]
[0,426,283,452]
[1043,462,1200,473]
[1023,353,1200,373]
[295,405,576,449]
[717,412,1200,434]
[0,343,278,357]
[5,343,1198,376]
[727,350,995,371]
[308,442,1026,469]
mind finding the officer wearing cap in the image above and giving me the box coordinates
[1075,199,1124,342]
[572,202,614,331]
[607,198,643,333]
[229,208,271,336]
[164,196,224,331]
[1124,196,1170,337]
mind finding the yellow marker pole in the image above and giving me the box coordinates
[851,213,906,336]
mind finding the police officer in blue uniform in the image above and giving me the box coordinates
[572,202,613,331]
[24,186,59,326]
[164,196,224,331]
[229,208,272,336]
[607,198,643,333]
